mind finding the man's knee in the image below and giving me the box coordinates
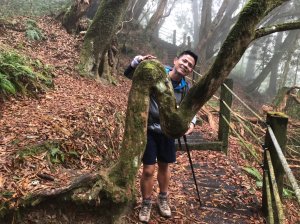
[142,165,155,178]
[158,162,169,173]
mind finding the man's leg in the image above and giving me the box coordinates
[157,161,172,217]
[157,161,170,193]
[141,164,156,199]
[139,164,155,222]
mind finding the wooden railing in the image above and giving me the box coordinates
[262,113,300,223]
[174,75,300,222]
[175,77,300,222]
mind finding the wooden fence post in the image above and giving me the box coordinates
[183,33,186,46]
[173,30,176,45]
[265,112,288,197]
[218,79,233,154]
[262,144,268,217]
[187,36,191,48]
[262,112,288,222]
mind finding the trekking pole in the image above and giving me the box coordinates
[182,135,202,207]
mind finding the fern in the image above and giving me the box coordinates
[0,72,16,95]
[0,48,53,98]
[25,19,44,41]
[25,29,42,41]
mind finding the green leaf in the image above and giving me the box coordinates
[256,180,263,188]
[50,147,60,156]
[242,166,262,181]
[283,188,295,199]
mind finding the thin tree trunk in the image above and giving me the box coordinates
[280,52,292,88]
[133,0,147,21]
[196,0,211,71]
[266,32,283,96]
[245,44,259,81]
[246,31,298,92]
[294,54,299,86]
[146,0,168,33]
[192,0,199,46]
[195,0,239,73]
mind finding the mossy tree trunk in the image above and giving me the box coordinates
[62,0,93,33]
[79,0,129,79]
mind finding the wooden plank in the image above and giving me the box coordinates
[176,140,223,151]
[264,170,274,224]
[266,150,285,223]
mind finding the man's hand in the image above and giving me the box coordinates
[131,55,157,68]
[140,54,156,61]
[185,123,195,135]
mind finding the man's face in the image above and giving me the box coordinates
[173,54,195,77]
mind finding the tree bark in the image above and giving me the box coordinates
[79,0,130,78]
[62,0,93,33]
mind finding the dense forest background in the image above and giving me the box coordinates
[1,0,300,100]
[0,0,299,223]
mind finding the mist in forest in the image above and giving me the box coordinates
[1,0,300,103]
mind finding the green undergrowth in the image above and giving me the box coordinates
[15,141,80,166]
[0,47,54,99]
[25,19,45,41]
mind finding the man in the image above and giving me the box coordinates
[124,50,198,223]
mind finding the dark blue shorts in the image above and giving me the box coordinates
[142,130,176,165]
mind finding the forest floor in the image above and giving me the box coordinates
[0,17,299,223]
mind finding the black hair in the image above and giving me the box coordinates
[177,50,198,67]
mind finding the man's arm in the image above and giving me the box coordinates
[124,64,136,79]
[124,55,157,80]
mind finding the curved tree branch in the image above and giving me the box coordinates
[255,21,300,39]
